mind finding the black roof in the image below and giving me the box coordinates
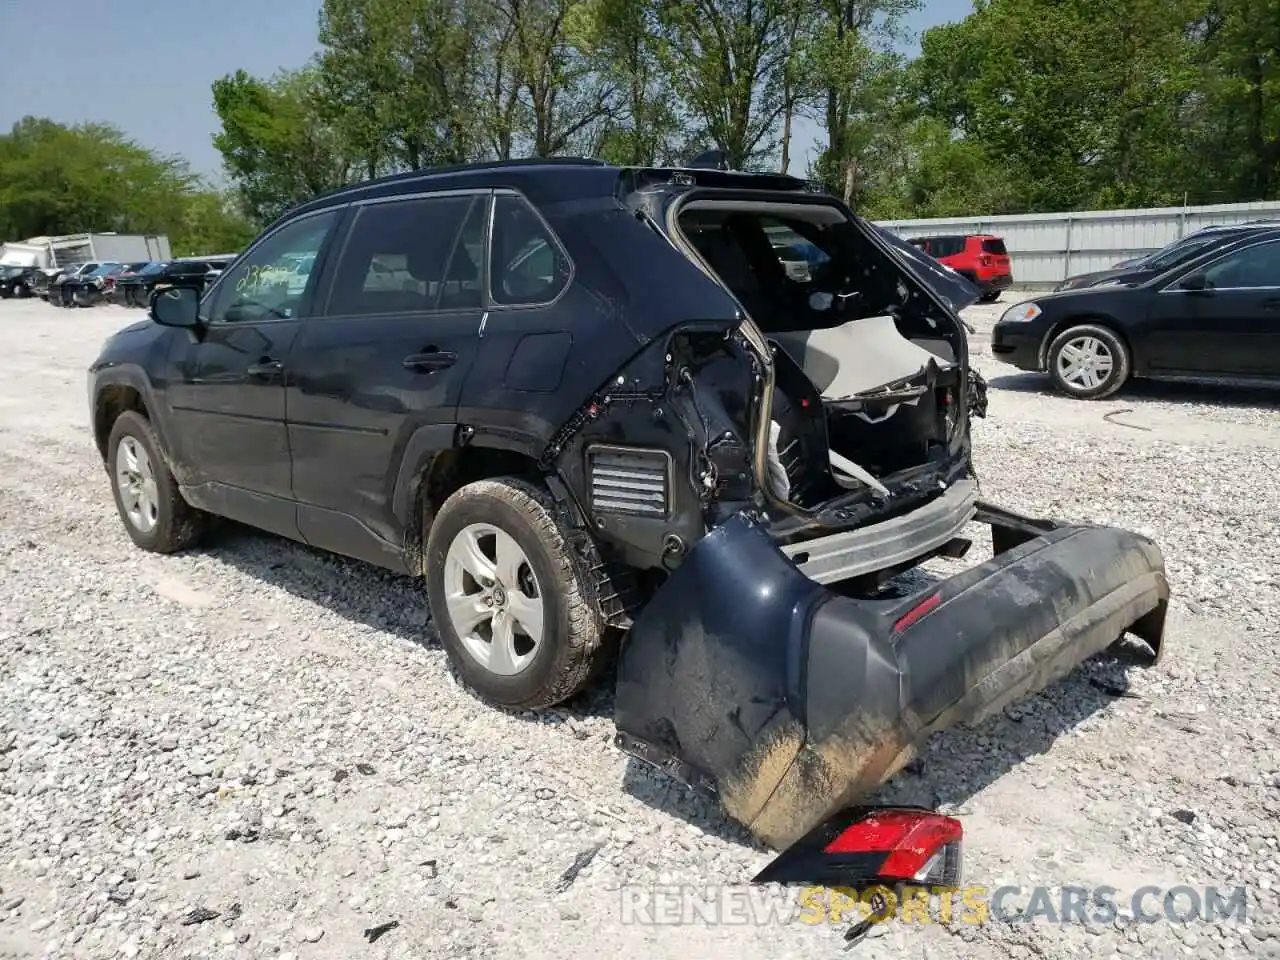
[284,157,821,226]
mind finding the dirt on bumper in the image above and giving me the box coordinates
[613,505,1169,851]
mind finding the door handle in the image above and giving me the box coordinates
[403,350,458,371]
[246,359,284,378]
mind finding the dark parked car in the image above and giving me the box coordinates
[105,262,157,303]
[66,262,130,307]
[1054,221,1280,292]
[0,265,42,298]
[201,254,238,287]
[49,263,106,306]
[993,227,1280,399]
[117,258,219,306]
[89,158,1168,852]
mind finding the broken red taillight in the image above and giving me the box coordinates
[752,806,965,891]
[823,809,963,885]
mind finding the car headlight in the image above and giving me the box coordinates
[999,302,1042,323]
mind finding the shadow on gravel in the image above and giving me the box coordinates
[194,520,432,646]
[989,371,1280,408]
[616,641,1153,851]
[193,519,619,721]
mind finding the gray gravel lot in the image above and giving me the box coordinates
[1,296,1278,960]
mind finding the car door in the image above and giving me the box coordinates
[285,191,488,564]
[1145,237,1280,375]
[164,208,343,539]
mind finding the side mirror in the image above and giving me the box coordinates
[1180,272,1209,292]
[150,286,201,327]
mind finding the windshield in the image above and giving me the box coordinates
[140,261,169,275]
[88,263,121,277]
[0,266,22,278]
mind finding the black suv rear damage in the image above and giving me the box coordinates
[88,158,1169,852]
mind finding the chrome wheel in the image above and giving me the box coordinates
[115,436,159,533]
[1055,335,1115,391]
[442,522,544,676]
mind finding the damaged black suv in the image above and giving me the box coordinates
[89,158,1169,850]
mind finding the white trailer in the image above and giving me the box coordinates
[0,233,171,270]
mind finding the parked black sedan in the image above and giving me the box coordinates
[117,259,220,306]
[993,227,1280,399]
[1053,222,1280,292]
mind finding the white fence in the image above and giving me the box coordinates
[876,200,1280,289]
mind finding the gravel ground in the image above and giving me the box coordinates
[0,295,1278,960]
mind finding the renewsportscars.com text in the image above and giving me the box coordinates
[618,884,1248,927]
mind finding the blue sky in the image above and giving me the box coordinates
[0,0,972,182]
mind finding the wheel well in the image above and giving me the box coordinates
[404,446,543,568]
[94,385,149,460]
[1038,316,1135,371]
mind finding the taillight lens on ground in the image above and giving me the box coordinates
[823,809,964,885]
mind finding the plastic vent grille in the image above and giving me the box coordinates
[588,446,670,518]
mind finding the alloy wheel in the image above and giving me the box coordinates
[442,522,545,676]
[115,436,159,533]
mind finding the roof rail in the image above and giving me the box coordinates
[298,156,611,210]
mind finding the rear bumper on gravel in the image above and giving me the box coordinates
[613,500,1168,850]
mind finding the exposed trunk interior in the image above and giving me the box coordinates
[675,201,966,510]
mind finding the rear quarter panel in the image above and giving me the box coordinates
[458,202,740,453]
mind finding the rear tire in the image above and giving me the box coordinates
[1046,323,1130,400]
[106,410,207,553]
[979,290,1001,304]
[424,476,607,710]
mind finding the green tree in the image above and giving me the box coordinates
[0,117,192,239]
[804,0,921,201]
[650,0,799,169]
[212,66,356,226]
[912,0,1205,212]
[317,0,486,172]
[171,190,258,256]
[566,0,687,164]
[1187,0,1280,202]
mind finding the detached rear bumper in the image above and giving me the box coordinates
[613,502,1168,850]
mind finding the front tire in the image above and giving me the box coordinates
[1046,323,1130,400]
[13,282,29,299]
[425,477,607,710]
[106,410,207,553]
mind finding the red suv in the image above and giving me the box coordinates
[907,234,1013,303]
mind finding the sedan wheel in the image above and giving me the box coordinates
[443,522,545,676]
[1046,323,1130,400]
